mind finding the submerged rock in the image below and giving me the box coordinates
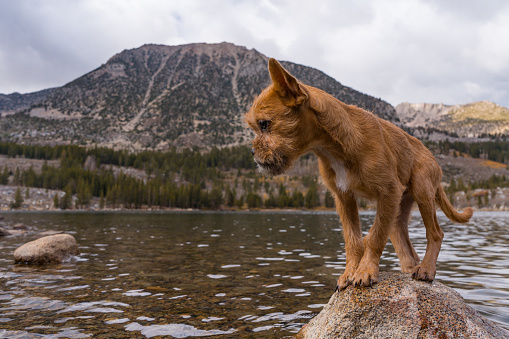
[36,230,64,238]
[13,223,29,230]
[5,229,27,236]
[13,234,79,264]
[297,272,506,339]
[0,227,26,237]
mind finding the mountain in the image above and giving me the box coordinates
[396,101,509,138]
[0,88,56,115]
[0,42,397,150]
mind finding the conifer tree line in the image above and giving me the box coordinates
[3,139,509,167]
[1,140,508,210]
[0,142,334,210]
[431,139,509,164]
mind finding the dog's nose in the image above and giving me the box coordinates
[251,148,256,156]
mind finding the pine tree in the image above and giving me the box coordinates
[324,190,335,208]
[13,168,20,185]
[226,185,235,207]
[76,179,92,208]
[10,187,23,209]
[291,190,305,208]
[264,193,277,208]
[235,195,244,209]
[209,186,223,209]
[457,178,467,192]
[0,165,9,185]
[99,191,105,209]
[278,184,290,208]
[53,194,60,209]
[61,185,73,210]
[246,193,262,208]
[305,186,320,209]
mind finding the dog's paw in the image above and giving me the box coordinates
[336,272,354,290]
[352,271,379,287]
[336,258,364,290]
[399,256,420,273]
[352,262,379,287]
[411,264,436,282]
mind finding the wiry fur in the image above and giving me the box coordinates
[245,59,473,289]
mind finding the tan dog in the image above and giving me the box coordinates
[246,59,473,290]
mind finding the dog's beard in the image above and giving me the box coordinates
[255,155,289,176]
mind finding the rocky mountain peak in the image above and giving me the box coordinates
[396,100,509,138]
[396,102,455,127]
[0,42,397,150]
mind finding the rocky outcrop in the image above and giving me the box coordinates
[396,101,509,137]
[297,272,506,339]
[13,234,79,264]
[396,102,454,128]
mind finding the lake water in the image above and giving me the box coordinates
[0,211,508,338]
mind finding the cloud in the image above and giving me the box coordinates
[0,0,508,107]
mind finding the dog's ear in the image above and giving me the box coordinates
[268,58,308,107]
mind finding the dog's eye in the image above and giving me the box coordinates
[258,120,271,132]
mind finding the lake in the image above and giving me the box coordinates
[0,211,508,338]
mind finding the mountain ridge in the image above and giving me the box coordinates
[4,42,508,149]
[0,88,57,116]
[0,42,397,150]
[396,101,509,138]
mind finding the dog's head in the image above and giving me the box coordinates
[245,59,316,176]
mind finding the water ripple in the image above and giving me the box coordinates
[0,211,507,337]
[125,322,236,338]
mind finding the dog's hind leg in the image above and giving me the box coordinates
[411,184,443,282]
[335,192,364,290]
[389,190,420,273]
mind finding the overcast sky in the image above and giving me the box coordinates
[1,0,508,107]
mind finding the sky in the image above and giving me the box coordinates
[1,0,508,108]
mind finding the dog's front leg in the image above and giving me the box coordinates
[335,191,364,290]
[353,189,401,287]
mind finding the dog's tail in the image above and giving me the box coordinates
[435,185,473,223]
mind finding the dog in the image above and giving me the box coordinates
[245,58,473,290]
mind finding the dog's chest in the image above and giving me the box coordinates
[325,154,350,192]
[331,160,350,192]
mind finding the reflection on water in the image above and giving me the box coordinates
[0,211,508,337]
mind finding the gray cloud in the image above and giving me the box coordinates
[0,0,508,107]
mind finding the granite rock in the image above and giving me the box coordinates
[296,272,507,339]
[13,234,79,264]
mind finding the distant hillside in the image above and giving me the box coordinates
[0,42,397,150]
[396,101,509,138]
[0,88,56,115]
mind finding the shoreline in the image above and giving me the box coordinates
[1,207,508,213]
[2,185,509,213]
